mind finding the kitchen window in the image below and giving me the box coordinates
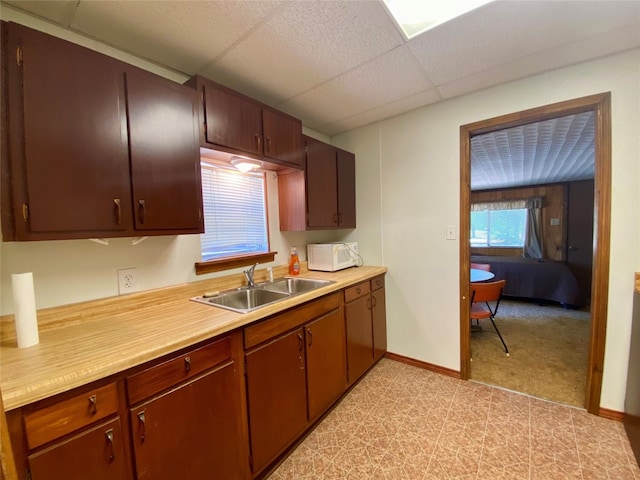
[195,161,274,274]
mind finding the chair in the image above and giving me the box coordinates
[470,279,509,356]
[471,262,491,271]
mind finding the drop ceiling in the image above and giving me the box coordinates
[1,0,638,189]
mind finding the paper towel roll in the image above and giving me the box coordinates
[12,272,39,348]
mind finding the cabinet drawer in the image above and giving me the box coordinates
[371,275,385,291]
[127,335,232,405]
[344,281,370,303]
[24,383,118,450]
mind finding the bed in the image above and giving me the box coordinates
[471,255,582,307]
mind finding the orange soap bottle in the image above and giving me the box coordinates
[289,246,300,275]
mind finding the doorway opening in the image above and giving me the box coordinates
[459,93,611,415]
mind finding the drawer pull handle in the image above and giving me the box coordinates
[88,395,97,415]
[138,411,146,442]
[367,297,372,310]
[105,428,115,463]
[372,296,377,308]
[113,199,121,225]
[298,332,304,370]
[307,328,313,347]
[356,287,361,294]
[138,199,146,224]
[184,356,191,373]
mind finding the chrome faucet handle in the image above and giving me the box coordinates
[243,263,259,286]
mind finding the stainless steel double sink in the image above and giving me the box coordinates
[191,277,335,313]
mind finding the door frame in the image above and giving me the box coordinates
[459,93,611,415]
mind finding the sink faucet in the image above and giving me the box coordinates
[243,263,259,287]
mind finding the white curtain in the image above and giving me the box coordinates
[523,197,544,259]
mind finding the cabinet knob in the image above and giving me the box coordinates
[105,428,115,463]
[88,394,97,415]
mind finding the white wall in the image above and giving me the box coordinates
[334,48,640,411]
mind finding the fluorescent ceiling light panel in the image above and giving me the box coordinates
[383,0,494,39]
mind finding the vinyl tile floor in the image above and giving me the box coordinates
[269,358,639,480]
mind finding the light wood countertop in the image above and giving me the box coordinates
[0,265,387,411]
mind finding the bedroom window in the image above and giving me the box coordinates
[199,161,269,261]
[471,208,527,247]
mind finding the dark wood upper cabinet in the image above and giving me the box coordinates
[1,22,204,241]
[201,82,263,156]
[5,22,131,238]
[262,108,303,167]
[278,135,356,231]
[125,69,203,232]
[306,137,339,228]
[184,75,303,169]
[336,148,356,228]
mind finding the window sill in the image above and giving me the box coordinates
[195,252,277,276]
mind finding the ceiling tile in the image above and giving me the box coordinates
[279,45,432,129]
[437,22,640,101]
[410,0,640,86]
[199,0,404,105]
[69,1,283,74]
[318,89,442,136]
[3,0,77,25]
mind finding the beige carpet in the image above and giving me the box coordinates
[470,299,590,407]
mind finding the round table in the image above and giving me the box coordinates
[471,268,495,283]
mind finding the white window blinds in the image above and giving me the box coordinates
[200,162,268,261]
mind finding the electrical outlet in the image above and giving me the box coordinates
[118,268,138,294]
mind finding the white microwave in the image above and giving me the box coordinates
[307,242,359,272]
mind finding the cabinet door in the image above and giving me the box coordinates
[245,328,308,475]
[336,148,356,228]
[126,69,203,232]
[28,418,127,480]
[202,83,262,155]
[7,23,131,236]
[305,308,347,422]
[372,287,387,362]
[305,136,338,228]
[345,295,374,385]
[130,362,246,480]
[262,109,303,167]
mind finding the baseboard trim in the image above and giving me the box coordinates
[384,352,461,379]
[599,407,624,422]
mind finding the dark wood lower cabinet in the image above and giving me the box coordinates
[245,328,308,475]
[130,362,246,480]
[345,291,374,384]
[28,418,127,480]
[305,308,347,422]
[372,286,387,362]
